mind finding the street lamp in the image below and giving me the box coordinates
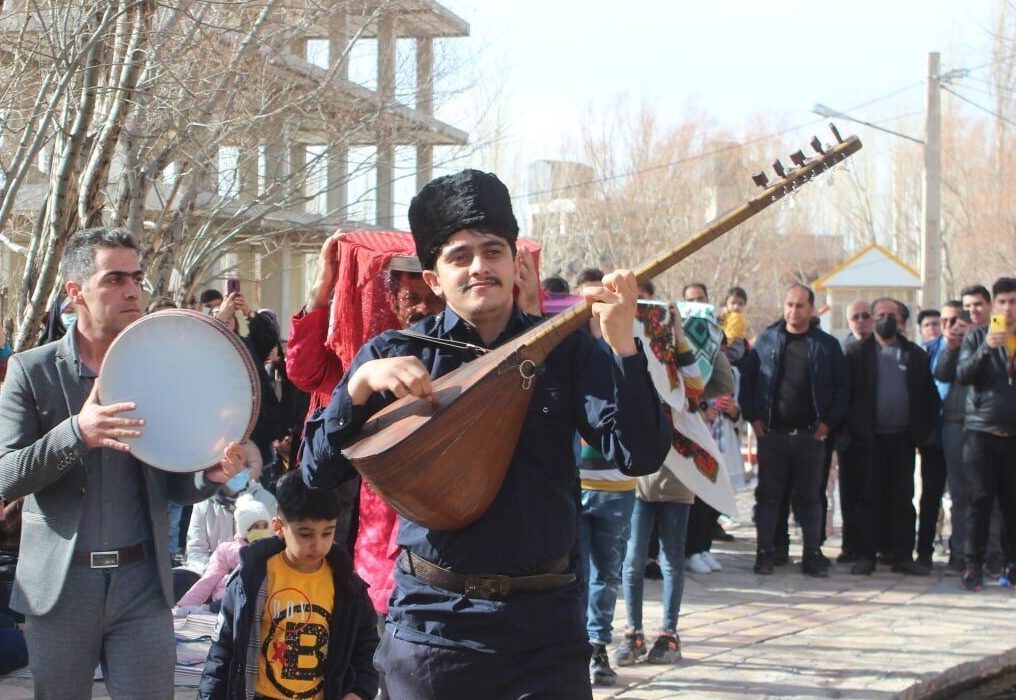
[811,52,944,308]
[810,103,924,144]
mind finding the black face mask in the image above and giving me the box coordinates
[875,316,898,339]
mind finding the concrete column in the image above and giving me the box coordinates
[921,51,942,309]
[279,241,292,335]
[376,140,395,228]
[289,143,306,202]
[416,144,433,192]
[375,15,396,226]
[330,9,349,80]
[377,14,395,102]
[263,138,289,203]
[415,37,434,191]
[238,145,258,199]
[326,143,348,216]
[416,37,433,115]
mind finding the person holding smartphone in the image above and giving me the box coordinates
[954,277,1016,592]
[933,301,973,575]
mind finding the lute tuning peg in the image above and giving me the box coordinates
[752,172,769,188]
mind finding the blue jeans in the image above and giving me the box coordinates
[578,488,635,645]
[622,499,690,634]
[167,501,183,558]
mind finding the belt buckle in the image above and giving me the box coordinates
[90,551,119,569]
[464,574,509,599]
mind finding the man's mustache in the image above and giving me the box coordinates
[458,277,503,293]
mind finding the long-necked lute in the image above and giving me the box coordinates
[343,129,863,530]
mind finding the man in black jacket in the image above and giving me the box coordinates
[740,284,849,577]
[955,277,1016,591]
[842,298,940,576]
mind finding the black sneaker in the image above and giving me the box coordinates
[985,553,1003,578]
[960,567,983,592]
[647,634,681,664]
[960,568,983,592]
[614,630,647,666]
[773,545,790,566]
[836,550,859,564]
[850,558,875,575]
[754,549,774,575]
[712,522,735,542]
[891,559,931,576]
[802,549,830,578]
[945,555,965,577]
[589,643,617,686]
[644,559,663,580]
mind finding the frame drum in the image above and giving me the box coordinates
[97,309,261,472]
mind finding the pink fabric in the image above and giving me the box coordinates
[177,534,246,606]
[353,480,400,613]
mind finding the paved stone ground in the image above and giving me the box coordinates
[3,490,1014,699]
[593,491,1016,699]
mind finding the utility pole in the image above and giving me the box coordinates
[922,51,942,309]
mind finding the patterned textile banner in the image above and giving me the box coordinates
[675,301,723,385]
[635,302,739,516]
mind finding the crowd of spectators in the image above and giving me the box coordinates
[0,231,1013,693]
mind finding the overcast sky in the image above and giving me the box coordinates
[352,1,1003,228]
[440,0,998,163]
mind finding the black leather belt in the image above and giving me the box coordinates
[72,542,149,569]
[398,551,574,599]
[770,425,814,436]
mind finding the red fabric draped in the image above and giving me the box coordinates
[325,230,417,370]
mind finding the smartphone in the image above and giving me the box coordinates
[957,309,972,325]
[226,278,241,296]
[990,314,1006,333]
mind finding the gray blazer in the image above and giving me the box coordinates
[0,332,219,615]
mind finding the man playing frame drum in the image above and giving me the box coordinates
[301,170,671,699]
[0,227,245,698]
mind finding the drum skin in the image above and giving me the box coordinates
[98,310,261,473]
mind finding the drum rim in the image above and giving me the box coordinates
[97,309,262,470]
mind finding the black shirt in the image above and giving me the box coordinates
[773,332,815,429]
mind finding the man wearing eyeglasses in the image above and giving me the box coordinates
[843,299,873,350]
[836,299,873,564]
[842,298,940,576]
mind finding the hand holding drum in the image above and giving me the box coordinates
[96,310,261,474]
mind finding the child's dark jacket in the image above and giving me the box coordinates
[197,535,379,699]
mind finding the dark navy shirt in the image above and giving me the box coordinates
[301,306,670,652]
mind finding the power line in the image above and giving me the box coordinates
[513,83,925,202]
[942,84,1016,128]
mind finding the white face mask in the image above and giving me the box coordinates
[61,312,77,328]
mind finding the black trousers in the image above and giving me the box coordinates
[837,446,861,556]
[772,434,835,550]
[375,625,592,699]
[755,431,825,552]
[962,431,1016,567]
[916,442,947,560]
[852,432,917,562]
[685,497,717,555]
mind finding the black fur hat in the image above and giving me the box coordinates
[408,169,519,270]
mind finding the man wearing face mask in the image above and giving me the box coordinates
[842,298,940,576]
[183,442,277,576]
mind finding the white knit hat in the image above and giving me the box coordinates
[233,494,272,536]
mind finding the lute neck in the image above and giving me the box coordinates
[516,134,862,365]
